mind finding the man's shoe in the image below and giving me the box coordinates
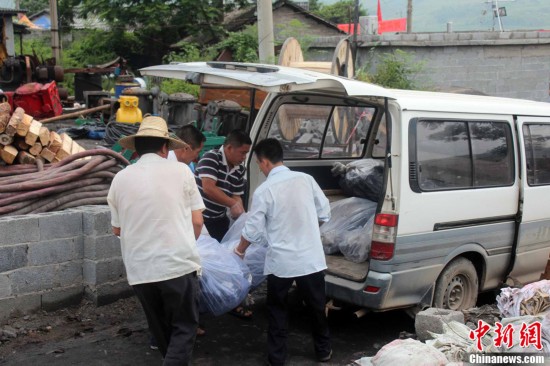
[318,349,332,362]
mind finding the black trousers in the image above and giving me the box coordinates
[204,215,230,242]
[133,272,199,366]
[266,271,331,366]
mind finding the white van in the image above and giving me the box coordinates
[142,62,550,312]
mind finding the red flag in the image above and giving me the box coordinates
[377,0,383,21]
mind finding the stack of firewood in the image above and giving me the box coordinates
[0,103,85,165]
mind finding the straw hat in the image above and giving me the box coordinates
[118,116,188,151]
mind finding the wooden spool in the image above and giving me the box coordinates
[277,37,355,142]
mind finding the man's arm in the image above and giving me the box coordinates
[235,236,251,259]
[201,177,239,207]
[191,210,203,240]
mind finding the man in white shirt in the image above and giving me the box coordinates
[234,138,332,366]
[107,116,205,365]
[167,125,206,170]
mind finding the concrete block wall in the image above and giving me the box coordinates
[0,206,131,322]
[309,31,550,103]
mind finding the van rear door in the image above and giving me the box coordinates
[513,116,550,283]
[140,62,394,98]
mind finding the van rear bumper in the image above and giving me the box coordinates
[325,270,392,310]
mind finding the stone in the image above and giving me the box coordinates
[414,307,465,342]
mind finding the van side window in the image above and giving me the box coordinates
[523,124,550,185]
[267,103,374,159]
[414,120,514,191]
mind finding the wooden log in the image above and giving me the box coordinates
[15,137,30,151]
[39,104,111,124]
[17,151,36,165]
[0,113,10,134]
[55,133,73,161]
[0,145,18,164]
[40,147,56,162]
[29,142,43,156]
[25,120,42,145]
[0,102,11,115]
[16,113,33,137]
[48,131,62,153]
[5,107,24,137]
[0,133,13,146]
[38,126,50,146]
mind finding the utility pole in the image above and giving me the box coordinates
[49,0,61,64]
[257,0,274,63]
[407,0,413,33]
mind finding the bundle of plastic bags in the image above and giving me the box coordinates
[331,159,384,201]
[196,235,251,316]
[221,213,269,290]
[321,197,377,262]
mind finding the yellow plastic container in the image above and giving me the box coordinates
[116,96,143,123]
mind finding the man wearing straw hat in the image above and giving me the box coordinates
[107,116,205,365]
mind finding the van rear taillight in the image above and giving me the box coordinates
[370,213,398,261]
[364,286,380,293]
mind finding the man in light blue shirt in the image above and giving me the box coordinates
[235,138,332,366]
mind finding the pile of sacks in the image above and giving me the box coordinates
[354,280,550,365]
[197,213,268,316]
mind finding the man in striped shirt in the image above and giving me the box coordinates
[195,129,252,241]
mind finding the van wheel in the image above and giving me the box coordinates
[433,257,478,311]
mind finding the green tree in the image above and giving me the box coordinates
[308,0,321,12]
[356,49,425,90]
[77,0,248,67]
[20,0,47,15]
[312,0,367,24]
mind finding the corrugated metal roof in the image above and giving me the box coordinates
[0,7,22,14]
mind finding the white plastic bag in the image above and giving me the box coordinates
[221,213,268,290]
[196,235,251,316]
[321,197,377,258]
[371,338,448,366]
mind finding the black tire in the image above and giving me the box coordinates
[433,257,479,310]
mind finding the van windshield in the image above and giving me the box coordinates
[267,103,376,159]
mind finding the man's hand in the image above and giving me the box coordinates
[230,201,245,219]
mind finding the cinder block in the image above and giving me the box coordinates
[57,261,83,287]
[84,235,121,260]
[85,279,133,306]
[9,265,56,295]
[83,258,126,285]
[41,285,83,311]
[415,307,465,342]
[0,293,41,322]
[0,244,28,272]
[27,237,83,266]
[82,206,113,236]
[0,274,12,298]
[0,216,40,245]
[38,211,83,240]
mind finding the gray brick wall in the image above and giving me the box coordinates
[0,206,128,323]
[309,31,550,103]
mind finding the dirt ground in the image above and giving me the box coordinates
[0,284,418,366]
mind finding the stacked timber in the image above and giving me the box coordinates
[0,103,85,165]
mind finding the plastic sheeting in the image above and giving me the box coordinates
[320,197,377,262]
[331,159,384,201]
[221,213,268,290]
[196,235,251,316]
